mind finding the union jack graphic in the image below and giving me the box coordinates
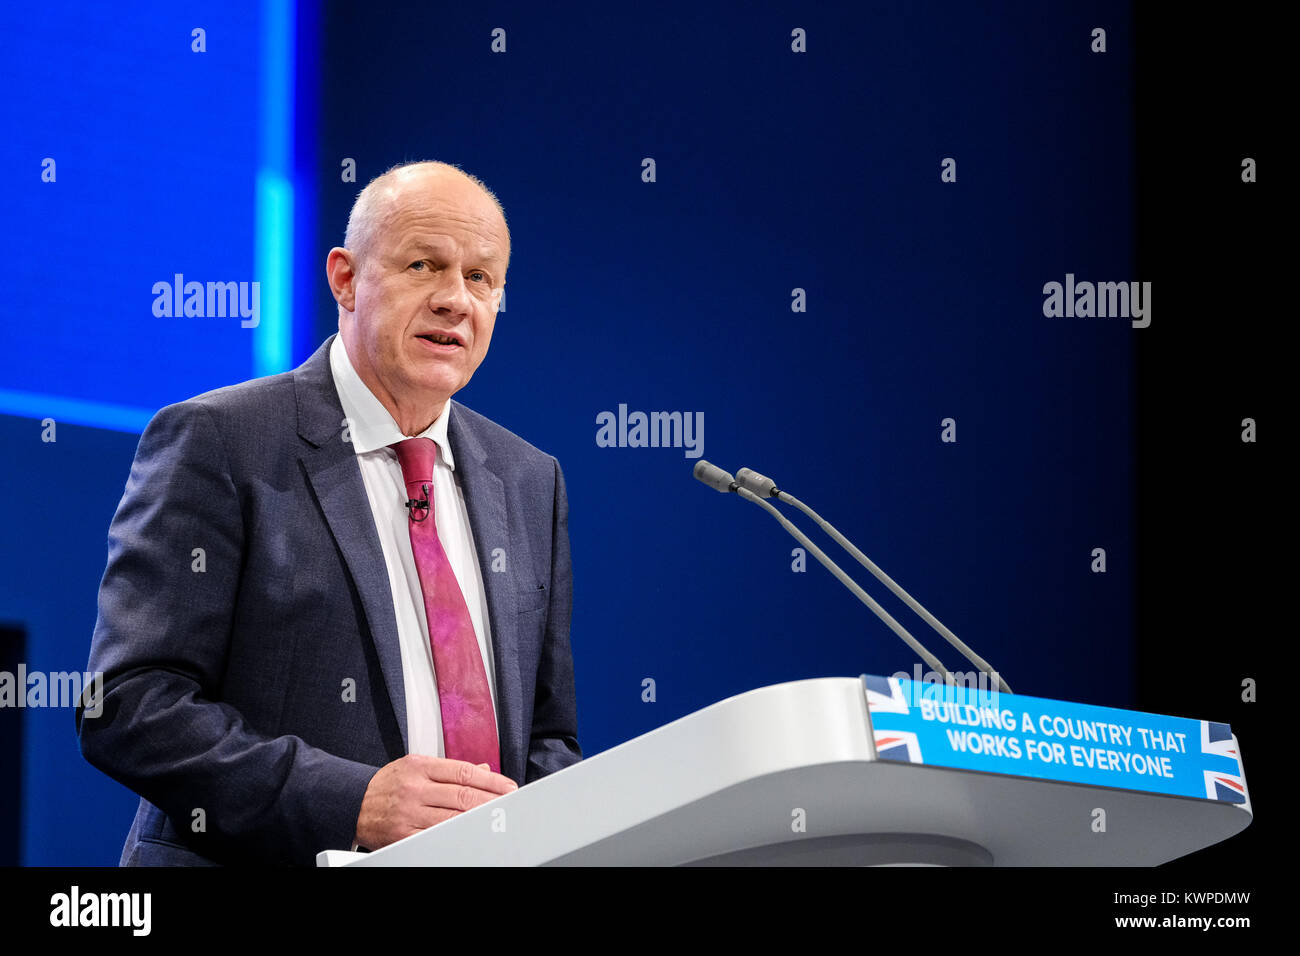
[862,674,911,714]
[863,676,922,762]
[873,728,923,764]
[1200,720,1249,809]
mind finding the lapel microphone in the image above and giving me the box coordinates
[405,482,431,522]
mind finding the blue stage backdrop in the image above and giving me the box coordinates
[3,1,1136,864]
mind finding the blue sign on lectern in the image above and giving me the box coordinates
[862,675,1249,807]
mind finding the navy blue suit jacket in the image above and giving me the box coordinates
[78,335,581,865]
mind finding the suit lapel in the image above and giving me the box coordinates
[448,401,525,785]
[293,336,409,752]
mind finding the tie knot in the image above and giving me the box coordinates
[393,437,440,486]
[394,438,439,522]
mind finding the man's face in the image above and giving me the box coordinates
[333,169,509,421]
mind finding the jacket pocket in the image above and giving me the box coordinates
[517,583,547,613]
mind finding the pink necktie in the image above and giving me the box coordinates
[393,437,500,772]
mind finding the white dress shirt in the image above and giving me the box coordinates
[328,334,499,758]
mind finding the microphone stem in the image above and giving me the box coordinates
[778,491,1012,695]
[736,488,955,681]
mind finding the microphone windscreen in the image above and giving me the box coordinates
[693,460,736,493]
[735,467,778,498]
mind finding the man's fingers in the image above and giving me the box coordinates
[410,806,460,832]
[419,781,506,813]
[410,755,517,794]
[360,756,518,850]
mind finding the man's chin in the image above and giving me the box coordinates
[405,370,462,405]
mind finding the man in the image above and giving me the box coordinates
[78,161,581,866]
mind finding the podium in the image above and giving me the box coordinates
[317,676,1251,866]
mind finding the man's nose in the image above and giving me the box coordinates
[427,270,473,314]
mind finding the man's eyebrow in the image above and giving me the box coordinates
[467,240,506,262]
[400,239,445,257]
[401,240,505,265]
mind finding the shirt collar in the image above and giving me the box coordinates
[329,334,456,469]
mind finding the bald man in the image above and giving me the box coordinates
[78,161,582,866]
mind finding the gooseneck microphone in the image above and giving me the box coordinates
[692,460,739,494]
[732,466,1011,694]
[693,460,957,683]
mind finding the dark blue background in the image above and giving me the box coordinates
[3,1,1140,865]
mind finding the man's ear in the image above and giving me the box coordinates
[326,248,359,311]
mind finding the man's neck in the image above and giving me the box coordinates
[382,392,445,438]
[394,407,443,438]
[338,329,447,436]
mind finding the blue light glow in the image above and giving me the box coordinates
[254,0,296,377]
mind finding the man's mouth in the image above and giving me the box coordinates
[416,332,462,348]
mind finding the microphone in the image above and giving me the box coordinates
[694,462,956,682]
[735,467,778,498]
[405,482,431,522]
[692,460,739,494]
[735,463,1011,694]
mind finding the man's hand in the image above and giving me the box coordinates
[354,755,518,851]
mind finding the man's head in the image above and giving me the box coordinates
[327,161,511,435]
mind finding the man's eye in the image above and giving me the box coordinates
[469,271,486,282]
[409,261,426,271]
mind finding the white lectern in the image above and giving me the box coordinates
[318,676,1250,867]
